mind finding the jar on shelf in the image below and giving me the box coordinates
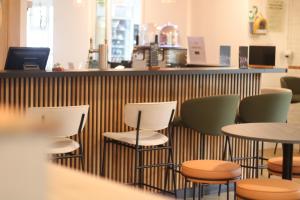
[158,23,180,47]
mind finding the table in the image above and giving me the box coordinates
[222,123,300,180]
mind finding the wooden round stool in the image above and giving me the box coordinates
[181,160,241,200]
[236,179,300,200]
[268,157,300,178]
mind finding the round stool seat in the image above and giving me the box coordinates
[181,160,241,180]
[268,157,300,174]
[237,179,300,200]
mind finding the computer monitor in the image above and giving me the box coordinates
[249,46,276,66]
[5,47,50,70]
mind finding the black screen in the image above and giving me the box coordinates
[249,46,276,66]
[5,47,50,70]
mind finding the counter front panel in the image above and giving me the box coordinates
[0,68,282,192]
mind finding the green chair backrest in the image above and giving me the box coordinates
[180,95,240,136]
[281,76,300,95]
[239,92,292,123]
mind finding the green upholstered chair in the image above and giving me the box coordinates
[238,92,292,123]
[236,91,292,177]
[175,95,240,159]
[281,76,300,103]
[179,95,240,136]
[175,95,241,200]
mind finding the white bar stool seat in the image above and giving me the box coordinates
[27,105,89,170]
[103,130,168,146]
[49,138,80,154]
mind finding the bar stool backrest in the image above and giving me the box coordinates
[124,101,177,131]
[239,92,292,123]
[180,95,240,136]
[261,87,292,95]
[27,105,89,137]
[281,76,300,95]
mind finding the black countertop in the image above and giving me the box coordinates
[0,67,287,78]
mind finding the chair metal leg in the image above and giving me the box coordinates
[184,178,188,200]
[218,184,222,196]
[101,138,107,177]
[80,155,85,171]
[163,163,170,194]
[138,149,144,188]
[134,147,140,186]
[164,146,172,194]
[261,142,264,175]
[226,181,229,200]
[255,141,259,178]
[170,148,177,198]
[222,136,228,160]
[78,133,85,171]
[193,183,196,200]
[234,182,237,200]
[274,143,278,155]
[198,184,202,200]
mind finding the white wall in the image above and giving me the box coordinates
[190,0,249,66]
[189,0,291,88]
[249,0,289,68]
[142,0,191,47]
[53,0,95,67]
[189,0,289,68]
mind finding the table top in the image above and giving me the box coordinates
[222,123,300,144]
[0,67,286,78]
[288,103,300,124]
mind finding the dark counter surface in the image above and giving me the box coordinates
[0,67,287,78]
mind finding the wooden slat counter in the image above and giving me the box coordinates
[0,67,286,192]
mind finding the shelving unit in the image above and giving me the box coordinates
[96,0,141,63]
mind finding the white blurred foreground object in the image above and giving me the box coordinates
[48,164,170,200]
[0,107,48,200]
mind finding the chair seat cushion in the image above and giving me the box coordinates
[237,179,300,200]
[181,160,241,180]
[49,138,80,154]
[103,130,168,146]
[268,157,300,174]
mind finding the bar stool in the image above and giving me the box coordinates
[236,179,300,200]
[232,90,292,177]
[27,105,89,170]
[101,102,177,196]
[260,88,292,155]
[281,76,300,103]
[268,157,300,178]
[174,95,241,200]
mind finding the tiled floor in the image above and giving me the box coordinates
[182,147,300,200]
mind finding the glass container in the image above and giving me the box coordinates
[159,23,179,47]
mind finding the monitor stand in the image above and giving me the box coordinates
[23,65,41,70]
